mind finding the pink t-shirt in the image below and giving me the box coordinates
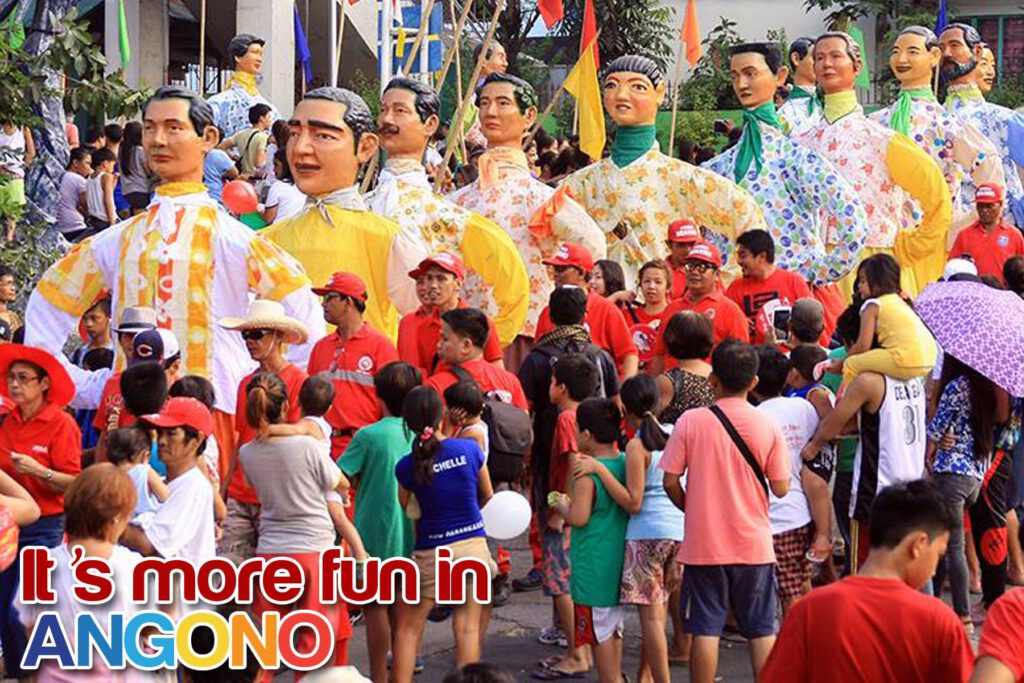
[660,396,790,565]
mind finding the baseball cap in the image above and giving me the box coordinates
[130,329,164,364]
[791,298,825,335]
[685,242,722,268]
[668,219,700,244]
[140,396,214,437]
[408,252,466,281]
[312,272,369,302]
[976,183,1005,204]
[942,257,979,281]
[542,243,595,272]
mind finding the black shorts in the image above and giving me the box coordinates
[124,191,150,212]
[681,563,776,638]
[805,445,835,483]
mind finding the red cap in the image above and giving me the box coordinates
[408,252,466,281]
[140,397,214,437]
[685,242,722,268]
[542,242,595,272]
[668,219,700,244]
[312,272,369,302]
[976,183,1005,204]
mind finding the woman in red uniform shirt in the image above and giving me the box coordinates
[0,344,81,677]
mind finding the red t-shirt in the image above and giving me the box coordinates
[950,222,1024,282]
[725,268,811,343]
[92,371,135,432]
[549,408,578,493]
[307,325,399,458]
[0,403,83,516]
[669,263,688,301]
[229,363,308,504]
[619,304,665,366]
[654,291,750,370]
[426,356,528,410]
[977,587,1024,681]
[535,291,638,367]
[396,300,502,377]
[761,576,974,683]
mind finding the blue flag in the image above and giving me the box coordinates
[294,5,313,83]
[934,0,948,35]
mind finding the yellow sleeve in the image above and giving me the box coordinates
[35,240,108,317]
[886,134,953,293]
[460,212,530,346]
[246,234,312,301]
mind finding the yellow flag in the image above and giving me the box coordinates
[563,32,605,162]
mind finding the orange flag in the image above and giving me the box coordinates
[538,0,565,29]
[582,0,599,69]
[681,0,701,68]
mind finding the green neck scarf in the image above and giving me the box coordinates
[734,102,781,183]
[788,85,820,115]
[611,124,657,168]
[889,87,937,136]
[947,83,984,104]
[823,90,859,124]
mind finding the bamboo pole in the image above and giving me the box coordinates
[436,0,474,92]
[198,0,207,95]
[434,0,505,192]
[333,0,347,87]
[667,22,687,156]
[402,0,437,75]
[524,84,566,149]
[449,0,467,160]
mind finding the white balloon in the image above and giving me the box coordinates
[481,490,532,540]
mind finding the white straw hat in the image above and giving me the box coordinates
[217,299,309,345]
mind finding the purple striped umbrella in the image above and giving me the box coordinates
[915,280,1024,396]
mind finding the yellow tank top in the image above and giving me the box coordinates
[866,293,937,369]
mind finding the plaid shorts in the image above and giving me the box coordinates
[542,528,571,597]
[773,524,811,605]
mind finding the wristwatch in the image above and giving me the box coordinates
[44,468,53,481]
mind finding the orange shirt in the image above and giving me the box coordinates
[725,268,811,343]
[950,222,1024,282]
[655,290,750,369]
[535,291,638,366]
[92,371,135,432]
[426,356,528,410]
[308,325,399,458]
[397,300,503,378]
[761,576,974,683]
[0,403,83,516]
[229,363,308,504]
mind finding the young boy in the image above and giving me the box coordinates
[552,397,628,683]
[752,346,819,615]
[761,480,973,682]
[534,354,601,678]
[0,265,21,343]
[786,343,836,568]
[338,361,421,683]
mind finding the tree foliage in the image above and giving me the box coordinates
[555,0,675,72]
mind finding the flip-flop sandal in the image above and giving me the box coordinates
[531,665,586,680]
[537,655,562,669]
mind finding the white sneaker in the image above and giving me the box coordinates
[538,626,568,648]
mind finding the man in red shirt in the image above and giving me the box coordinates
[217,299,310,565]
[974,587,1024,682]
[725,229,811,343]
[651,242,749,374]
[534,242,639,379]
[761,480,973,683]
[426,307,528,410]
[397,251,503,377]
[950,183,1024,283]
[666,218,700,300]
[309,272,399,460]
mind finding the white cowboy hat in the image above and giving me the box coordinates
[217,299,309,345]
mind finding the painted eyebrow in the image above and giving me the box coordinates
[287,118,347,133]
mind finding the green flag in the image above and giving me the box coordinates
[118,0,131,65]
[4,11,24,50]
[848,24,870,90]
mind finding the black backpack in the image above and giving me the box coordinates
[450,366,533,484]
[532,340,615,399]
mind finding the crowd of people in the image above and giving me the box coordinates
[0,19,1023,683]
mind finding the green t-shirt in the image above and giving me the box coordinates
[826,347,858,472]
[339,416,415,559]
[570,453,628,607]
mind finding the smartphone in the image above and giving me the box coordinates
[773,306,792,342]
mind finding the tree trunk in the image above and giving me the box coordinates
[22,0,76,241]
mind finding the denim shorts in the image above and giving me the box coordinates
[682,563,777,638]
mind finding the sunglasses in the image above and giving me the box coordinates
[241,329,274,341]
[684,262,716,273]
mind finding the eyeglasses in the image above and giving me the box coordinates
[6,372,40,385]
[241,329,274,341]
[321,293,343,304]
[684,262,716,273]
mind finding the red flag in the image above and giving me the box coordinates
[581,0,599,69]
[681,0,701,68]
[538,0,564,28]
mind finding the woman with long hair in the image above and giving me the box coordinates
[591,260,627,299]
[393,386,494,683]
[118,121,151,214]
[239,372,366,678]
[927,353,1000,633]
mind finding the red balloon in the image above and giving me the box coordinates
[222,180,259,215]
